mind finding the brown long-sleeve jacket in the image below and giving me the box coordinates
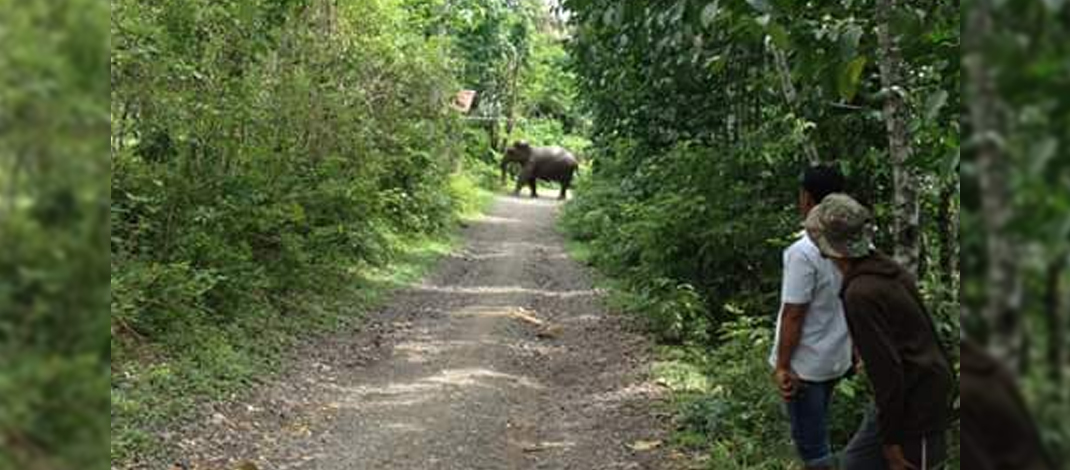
[961,340,1055,470]
[840,253,954,446]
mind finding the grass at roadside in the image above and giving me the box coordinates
[111,174,494,466]
[562,236,831,470]
[562,232,964,470]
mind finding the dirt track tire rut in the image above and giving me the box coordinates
[154,196,675,470]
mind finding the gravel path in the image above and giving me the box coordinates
[158,195,676,470]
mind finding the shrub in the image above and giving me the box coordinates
[668,317,868,468]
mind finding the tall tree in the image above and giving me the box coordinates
[876,0,921,276]
[769,42,819,165]
[966,0,1022,366]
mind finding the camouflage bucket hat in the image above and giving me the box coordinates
[804,193,874,259]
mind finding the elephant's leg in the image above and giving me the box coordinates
[518,166,538,198]
[558,174,573,200]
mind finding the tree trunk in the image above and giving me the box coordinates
[754,47,766,145]
[1045,254,1066,384]
[876,0,920,277]
[504,55,521,146]
[967,0,1021,366]
[486,119,500,154]
[937,179,959,291]
[769,41,819,164]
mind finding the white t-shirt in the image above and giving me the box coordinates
[768,233,853,382]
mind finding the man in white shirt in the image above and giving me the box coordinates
[769,165,853,470]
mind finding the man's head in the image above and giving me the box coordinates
[804,193,873,267]
[798,164,845,217]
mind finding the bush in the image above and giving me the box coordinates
[561,118,962,469]
[1,1,110,467]
[562,128,807,342]
[663,317,868,469]
[110,0,500,463]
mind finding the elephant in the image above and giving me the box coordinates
[500,141,579,200]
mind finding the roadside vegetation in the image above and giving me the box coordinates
[15,0,1058,468]
[1,1,109,469]
[110,0,578,466]
[557,1,962,468]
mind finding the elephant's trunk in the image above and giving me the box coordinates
[500,160,509,185]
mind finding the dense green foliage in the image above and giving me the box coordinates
[111,1,473,459]
[561,0,959,341]
[650,318,867,468]
[0,1,110,469]
[110,0,578,465]
[960,0,1070,459]
[559,0,960,467]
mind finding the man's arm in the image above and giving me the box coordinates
[774,303,808,400]
[775,303,809,370]
[774,246,816,400]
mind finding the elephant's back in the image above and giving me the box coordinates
[527,146,577,182]
[539,146,578,167]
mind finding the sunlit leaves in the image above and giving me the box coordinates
[746,0,772,14]
[838,55,868,101]
[701,1,721,28]
[923,89,949,121]
[1,0,110,468]
[840,23,864,58]
[110,0,511,463]
[562,0,960,344]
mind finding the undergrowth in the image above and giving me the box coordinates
[111,173,492,464]
[562,235,957,470]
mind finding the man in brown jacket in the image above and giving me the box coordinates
[961,339,1055,469]
[804,194,953,470]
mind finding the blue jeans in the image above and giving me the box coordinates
[786,379,837,468]
[842,404,948,470]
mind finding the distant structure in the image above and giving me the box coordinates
[452,90,477,113]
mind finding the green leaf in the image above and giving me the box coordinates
[768,23,790,49]
[601,5,619,27]
[1042,0,1067,13]
[701,1,720,28]
[944,145,960,175]
[840,24,863,59]
[706,54,727,74]
[746,0,772,13]
[923,89,948,121]
[837,56,867,101]
[1028,137,1058,176]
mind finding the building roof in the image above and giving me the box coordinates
[452,90,477,113]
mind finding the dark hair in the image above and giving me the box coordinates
[801,164,845,202]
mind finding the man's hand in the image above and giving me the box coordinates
[774,368,800,401]
[882,444,918,470]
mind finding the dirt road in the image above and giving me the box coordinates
[166,196,674,470]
